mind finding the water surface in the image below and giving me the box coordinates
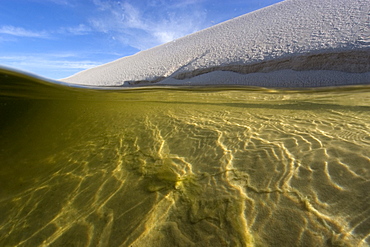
[0,68,369,246]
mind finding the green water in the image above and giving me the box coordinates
[0,68,369,246]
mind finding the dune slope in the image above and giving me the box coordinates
[62,0,370,87]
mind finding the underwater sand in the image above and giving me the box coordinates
[0,70,369,246]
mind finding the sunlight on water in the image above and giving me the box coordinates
[0,68,369,246]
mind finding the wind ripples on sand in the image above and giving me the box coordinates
[0,87,369,246]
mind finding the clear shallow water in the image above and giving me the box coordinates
[0,68,369,247]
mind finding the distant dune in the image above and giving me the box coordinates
[62,0,370,87]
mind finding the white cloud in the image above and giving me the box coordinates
[120,2,147,30]
[92,0,112,11]
[29,0,75,6]
[89,0,207,50]
[0,24,92,40]
[0,56,101,79]
[58,24,92,35]
[169,0,206,8]
[0,54,102,70]
[0,52,123,79]
[0,25,48,38]
[154,31,177,43]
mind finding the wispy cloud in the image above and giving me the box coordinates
[0,24,92,39]
[89,0,207,50]
[47,0,72,5]
[0,53,104,79]
[58,24,92,35]
[0,25,48,38]
[29,0,75,7]
[0,1,208,49]
[0,0,210,79]
[0,54,102,70]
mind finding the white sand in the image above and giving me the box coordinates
[62,0,370,87]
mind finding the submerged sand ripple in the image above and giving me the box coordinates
[0,89,369,246]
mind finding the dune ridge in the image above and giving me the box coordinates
[62,0,370,87]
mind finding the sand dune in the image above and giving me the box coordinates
[62,0,370,87]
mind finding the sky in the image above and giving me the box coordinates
[0,0,284,79]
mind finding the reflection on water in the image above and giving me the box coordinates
[0,68,369,246]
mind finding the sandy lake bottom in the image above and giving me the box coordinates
[0,72,369,246]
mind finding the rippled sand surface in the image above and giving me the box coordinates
[0,71,369,246]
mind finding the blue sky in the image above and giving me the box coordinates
[0,0,283,79]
